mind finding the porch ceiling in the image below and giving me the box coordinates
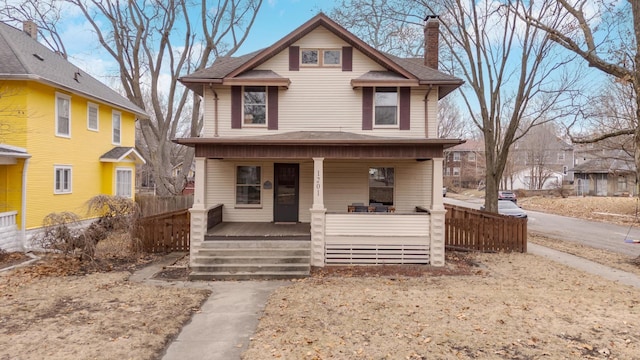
[174,131,464,159]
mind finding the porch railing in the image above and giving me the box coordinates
[0,211,17,228]
[324,212,430,264]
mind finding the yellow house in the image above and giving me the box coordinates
[0,21,146,251]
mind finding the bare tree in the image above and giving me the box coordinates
[438,95,472,139]
[513,124,561,190]
[0,0,68,58]
[4,0,263,195]
[416,0,579,212]
[516,0,640,193]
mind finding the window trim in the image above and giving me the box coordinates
[235,165,262,208]
[368,166,395,206]
[300,48,342,67]
[453,152,461,161]
[373,87,399,128]
[55,92,71,138]
[242,86,268,128]
[115,167,133,198]
[112,110,121,145]
[87,102,99,131]
[54,165,72,194]
[468,152,476,162]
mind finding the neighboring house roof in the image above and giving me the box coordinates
[180,13,463,98]
[100,147,146,164]
[446,139,484,152]
[0,22,147,118]
[0,143,30,158]
[572,150,634,174]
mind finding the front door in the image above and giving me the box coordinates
[274,163,299,222]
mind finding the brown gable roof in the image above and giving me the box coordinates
[180,13,463,97]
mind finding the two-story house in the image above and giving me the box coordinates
[443,139,485,189]
[177,14,463,278]
[0,21,146,251]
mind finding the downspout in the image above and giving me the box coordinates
[209,84,219,137]
[20,157,30,250]
[424,85,433,138]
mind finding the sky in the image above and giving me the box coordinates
[61,0,341,84]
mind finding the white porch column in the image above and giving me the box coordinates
[430,157,446,266]
[310,157,326,267]
[189,157,208,267]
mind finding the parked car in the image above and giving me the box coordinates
[498,190,517,203]
[481,200,527,218]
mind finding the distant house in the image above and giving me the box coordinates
[507,126,574,190]
[176,13,464,277]
[0,21,146,251]
[572,149,635,196]
[443,139,485,188]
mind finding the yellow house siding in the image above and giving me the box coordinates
[203,27,434,138]
[0,80,29,147]
[13,81,139,229]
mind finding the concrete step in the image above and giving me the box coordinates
[190,263,309,273]
[193,255,310,265]
[189,271,309,281]
[194,248,311,257]
[199,240,310,249]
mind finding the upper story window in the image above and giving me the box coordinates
[374,87,398,126]
[468,152,476,162]
[301,48,341,67]
[87,102,99,131]
[112,110,121,144]
[453,152,461,161]
[243,86,267,126]
[557,152,565,161]
[55,92,71,137]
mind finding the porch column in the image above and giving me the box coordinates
[310,157,326,267]
[430,157,446,266]
[189,157,208,268]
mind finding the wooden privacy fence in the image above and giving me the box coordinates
[135,194,194,217]
[445,204,527,253]
[136,209,190,253]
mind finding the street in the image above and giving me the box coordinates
[444,197,640,258]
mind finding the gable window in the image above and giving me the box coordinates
[369,167,394,205]
[87,102,99,131]
[54,166,72,194]
[374,87,398,126]
[301,48,341,67]
[112,110,121,144]
[244,87,266,125]
[236,165,261,206]
[116,168,132,197]
[55,93,71,137]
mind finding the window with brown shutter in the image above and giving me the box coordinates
[399,87,410,130]
[267,86,278,130]
[362,87,373,130]
[289,46,300,71]
[342,46,352,71]
[231,86,242,129]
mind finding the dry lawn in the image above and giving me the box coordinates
[519,195,639,225]
[0,236,210,360]
[243,253,640,360]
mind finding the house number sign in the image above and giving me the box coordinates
[315,170,321,196]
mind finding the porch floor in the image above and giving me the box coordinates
[206,222,311,240]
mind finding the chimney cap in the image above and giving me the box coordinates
[424,15,440,21]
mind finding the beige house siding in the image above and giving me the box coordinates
[202,27,435,139]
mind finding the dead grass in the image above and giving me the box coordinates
[519,195,639,225]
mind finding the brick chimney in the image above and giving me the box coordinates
[424,15,439,69]
[23,20,37,40]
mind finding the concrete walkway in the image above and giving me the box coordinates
[528,243,640,288]
[127,245,640,360]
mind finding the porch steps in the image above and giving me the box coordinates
[189,240,311,280]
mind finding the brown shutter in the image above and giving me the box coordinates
[362,87,373,130]
[399,87,410,130]
[289,46,299,71]
[342,46,352,71]
[267,86,278,130]
[231,86,242,129]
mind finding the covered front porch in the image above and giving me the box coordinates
[179,131,458,270]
